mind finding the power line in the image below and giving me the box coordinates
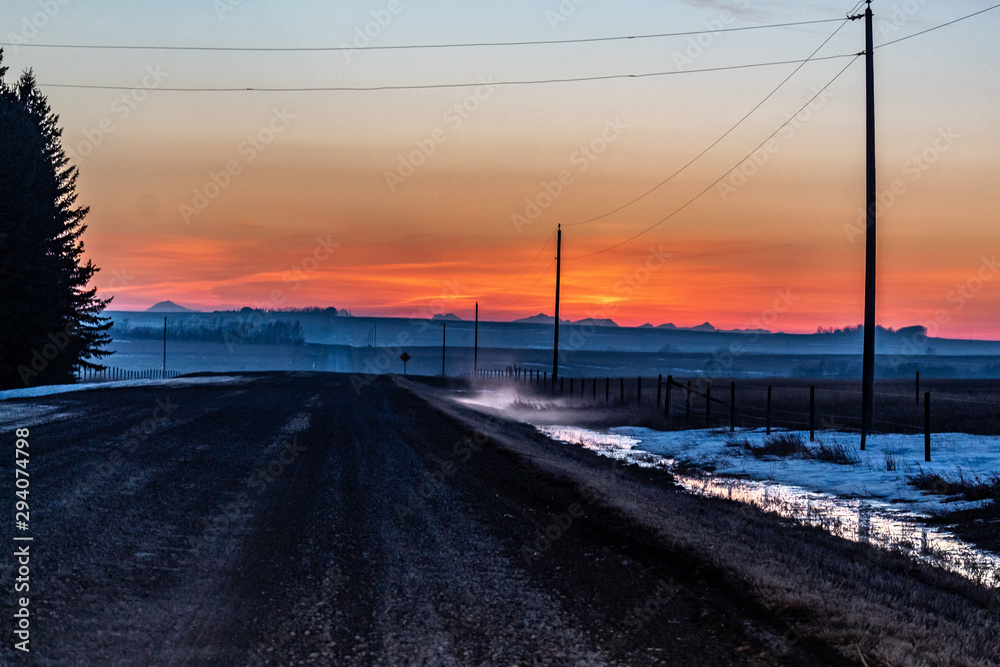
[37,53,857,93]
[494,257,557,316]
[0,18,847,53]
[483,228,556,304]
[565,54,862,260]
[565,19,850,228]
[876,2,1000,49]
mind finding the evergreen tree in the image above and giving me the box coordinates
[0,48,112,388]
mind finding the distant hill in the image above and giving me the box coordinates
[514,314,620,326]
[514,313,560,324]
[432,313,462,321]
[146,300,198,313]
[656,323,678,330]
[689,322,717,332]
[573,318,618,327]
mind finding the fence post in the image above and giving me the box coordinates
[706,382,711,427]
[809,386,816,442]
[657,374,662,407]
[637,377,642,405]
[620,378,624,403]
[592,377,596,401]
[766,385,772,435]
[730,381,736,432]
[605,377,610,403]
[569,377,574,396]
[560,377,565,395]
[924,391,931,462]
[685,381,691,424]
[916,370,920,405]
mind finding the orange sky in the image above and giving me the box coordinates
[3,1,997,337]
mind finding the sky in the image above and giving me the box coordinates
[1,0,998,337]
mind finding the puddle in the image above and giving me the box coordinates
[538,424,1000,588]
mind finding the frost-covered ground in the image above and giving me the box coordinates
[0,375,246,402]
[541,426,1000,513]
[538,425,1000,586]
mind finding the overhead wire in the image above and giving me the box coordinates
[0,17,848,52]
[877,2,1000,49]
[482,227,556,304]
[564,18,850,228]
[35,54,857,93]
[564,54,862,260]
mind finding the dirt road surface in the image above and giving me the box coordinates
[0,373,995,665]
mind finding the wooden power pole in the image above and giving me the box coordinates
[859,0,877,448]
[552,225,562,386]
[474,302,479,375]
[442,321,447,377]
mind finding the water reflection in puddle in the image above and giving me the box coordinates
[538,425,1000,588]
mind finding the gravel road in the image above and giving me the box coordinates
[1,372,991,665]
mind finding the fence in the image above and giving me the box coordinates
[77,366,182,383]
[465,368,1000,460]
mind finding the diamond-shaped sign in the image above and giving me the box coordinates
[400,352,411,363]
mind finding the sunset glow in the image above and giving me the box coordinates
[3,0,998,337]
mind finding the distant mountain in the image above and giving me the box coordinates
[432,313,462,321]
[514,313,559,324]
[655,323,678,330]
[638,323,655,328]
[689,322,717,332]
[146,300,198,313]
[572,318,618,327]
[513,314,619,326]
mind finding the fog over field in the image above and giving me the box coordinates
[104,309,1000,379]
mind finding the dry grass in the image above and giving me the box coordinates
[910,470,1000,503]
[810,441,860,465]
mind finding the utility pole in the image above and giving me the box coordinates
[442,321,447,377]
[474,302,479,375]
[855,0,877,448]
[552,225,562,386]
[162,316,167,376]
